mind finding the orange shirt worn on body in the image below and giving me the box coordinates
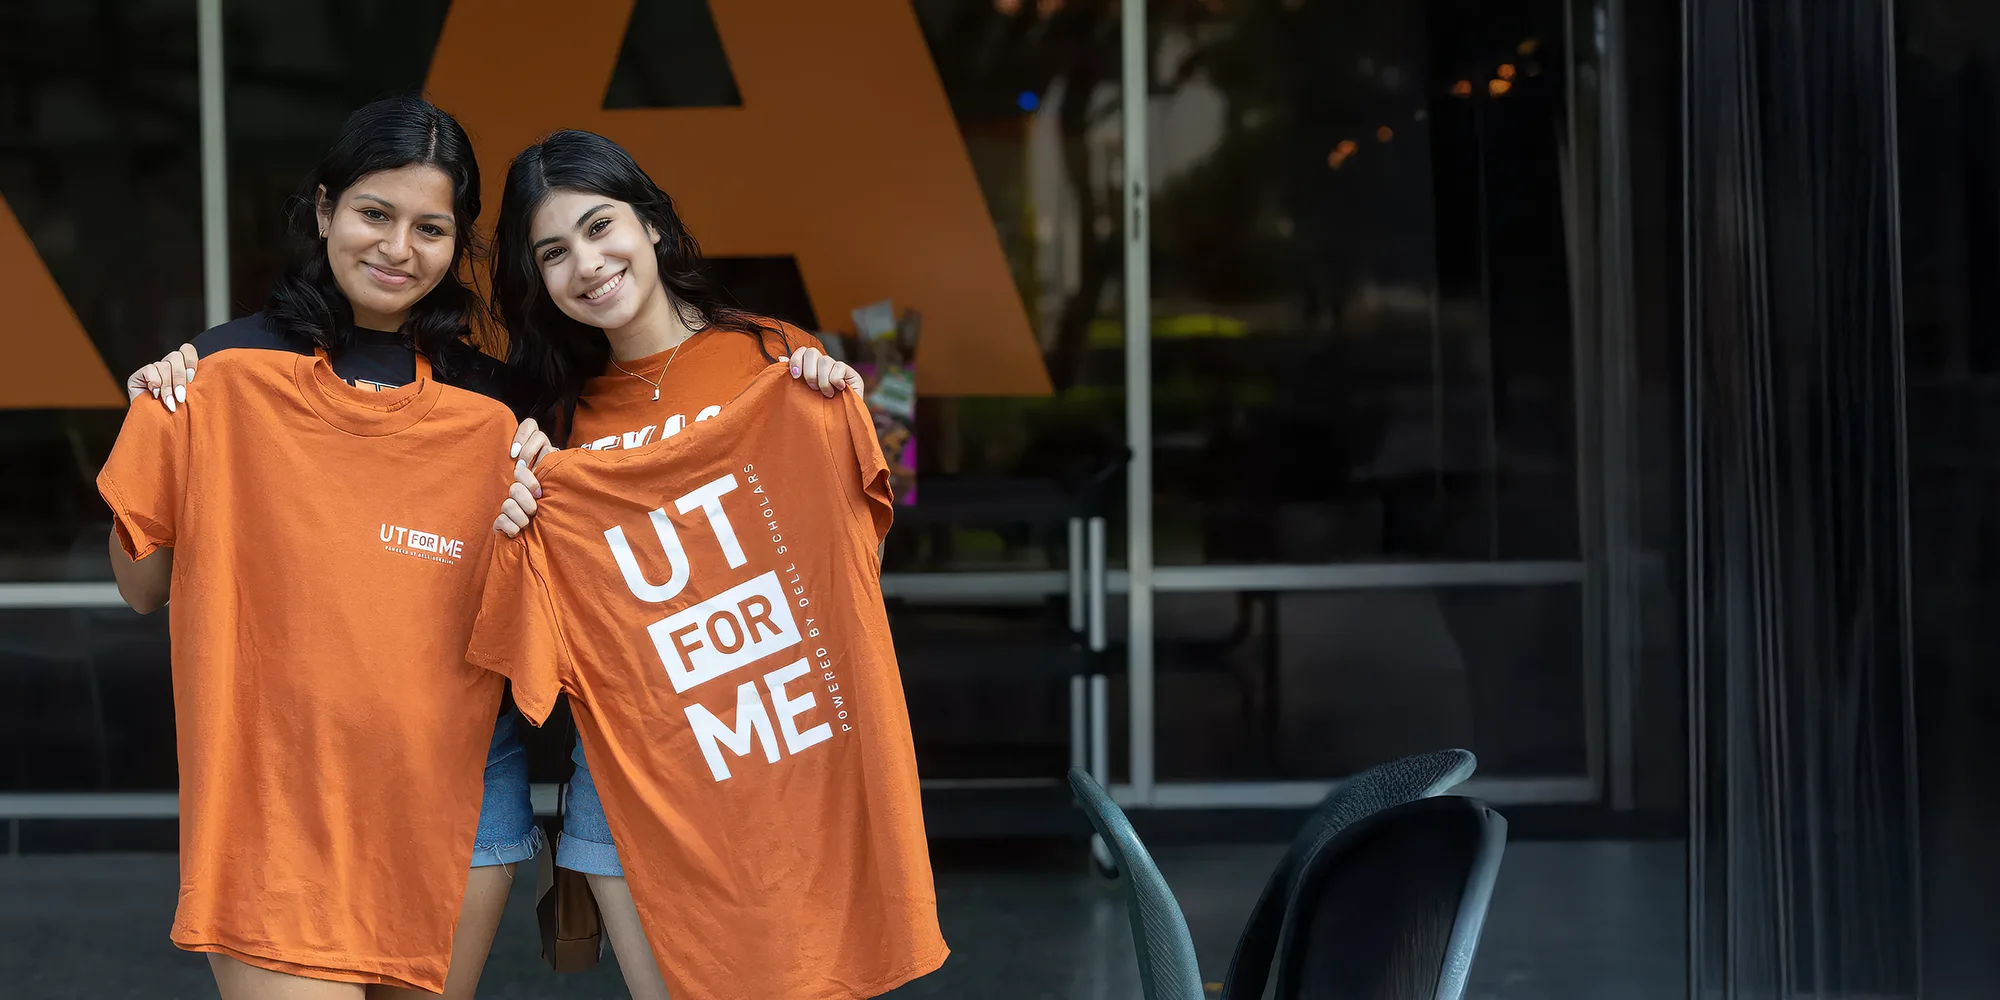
[467,365,945,1000]
[568,320,820,451]
[96,349,517,992]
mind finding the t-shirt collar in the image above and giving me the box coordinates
[294,353,442,436]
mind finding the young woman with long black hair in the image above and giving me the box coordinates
[486,129,864,999]
[114,95,535,1000]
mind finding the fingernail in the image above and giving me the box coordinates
[510,442,522,459]
[186,366,195,381]
[151,388,160,399]
[534,488,543,499]
[174,385,186,403]
[792,368,802,378]
[165,396,176,413]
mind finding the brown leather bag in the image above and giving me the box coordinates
[535,722,605,972]
[535,850,604,972]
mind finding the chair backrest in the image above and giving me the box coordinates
[1066,766,1206,1000]
[1275,795,1507,1000]
[1221,749,1477,999]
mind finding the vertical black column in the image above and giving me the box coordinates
[1892,2,2000,995]
[1683,0,1922,997]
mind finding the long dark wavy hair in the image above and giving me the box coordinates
[492,129,788,432]
[265,94,487,377]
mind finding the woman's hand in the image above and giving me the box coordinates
[125,344,199,413]
[495,418,556,538]
[779,347,865,399]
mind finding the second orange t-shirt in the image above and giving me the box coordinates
[468,365,945,1000]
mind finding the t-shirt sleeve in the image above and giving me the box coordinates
[466,529,570,725]
[826,391,896,545]
[96,396,191,562]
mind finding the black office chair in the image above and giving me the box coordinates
[1067,766,1207,1000]
[1221,749,1478,999]
[1067,752,1499,1000]
[1273,796,1508,1000]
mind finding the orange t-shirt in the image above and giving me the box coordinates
[568,319,819,451]
[467,366,946,1000]
[96,349,516,992]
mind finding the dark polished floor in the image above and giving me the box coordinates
[0,839,1682,999]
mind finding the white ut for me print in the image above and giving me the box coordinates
[380,523,466,565]
[602,472,833,781]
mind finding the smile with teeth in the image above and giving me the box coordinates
[584,272,625,301]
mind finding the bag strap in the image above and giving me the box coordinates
[555,697,576,825]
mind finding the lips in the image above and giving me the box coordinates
[365,263,414,286]
[582,271,625,302]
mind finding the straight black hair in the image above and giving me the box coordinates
[265,94,487,377]
[492,129,788,431]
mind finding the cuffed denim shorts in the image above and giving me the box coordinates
[555,733,623,877]
[470,709,544,867]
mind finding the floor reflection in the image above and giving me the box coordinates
[0,839,1682,999]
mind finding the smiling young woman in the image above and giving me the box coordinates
[484,129,867,1000]
[110,96,536,1000]
[320,175,459,330]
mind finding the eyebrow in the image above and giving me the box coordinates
[531,204,614,251]
[353,193,453,224]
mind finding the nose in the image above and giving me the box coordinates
[380,226,413,261]
[574,245,607,277]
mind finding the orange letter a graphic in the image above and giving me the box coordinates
[0,194,123,408]
[427,0,1051,396]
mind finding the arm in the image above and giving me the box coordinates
[106,342,199,613]
[108,530,172,614]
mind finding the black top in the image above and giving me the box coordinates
[192,312,515,415]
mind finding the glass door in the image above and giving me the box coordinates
[1129,0,1600,808]
[883,1,1134,811]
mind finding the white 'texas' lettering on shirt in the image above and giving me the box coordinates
[582,404,726,451]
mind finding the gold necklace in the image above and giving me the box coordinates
[609,339,685,401]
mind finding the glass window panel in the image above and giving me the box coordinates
[888,1,1131,781]
[0,0,202,582]
[223,0,453,311]
[0,607,175,791]
[1145,0,1580,566]
[889,0,1129,575]
[1147,584,1587,782]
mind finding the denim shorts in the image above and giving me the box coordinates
[555,733,624,877]
[470,709,544,867]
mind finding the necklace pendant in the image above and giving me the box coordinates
[652,388,660,401]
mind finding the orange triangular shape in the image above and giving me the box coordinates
[0,194,124,408]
